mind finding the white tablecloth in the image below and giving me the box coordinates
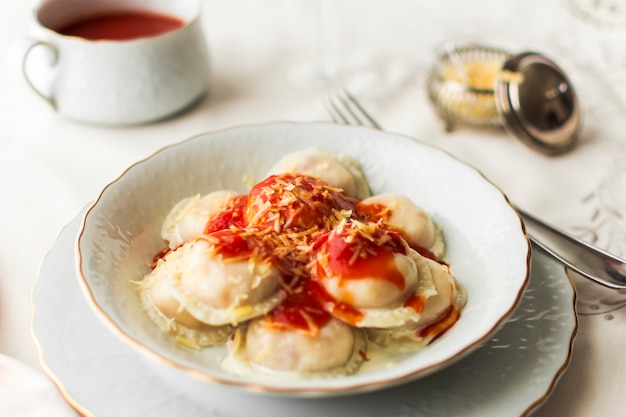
[2,0,625,416]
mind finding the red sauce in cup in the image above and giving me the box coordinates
[57,10,185,41]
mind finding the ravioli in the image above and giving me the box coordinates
[137,149,467,378]
[268,148,371,200]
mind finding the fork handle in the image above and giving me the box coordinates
[517,207,626,289]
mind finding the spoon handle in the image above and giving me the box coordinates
[516,207,626,289]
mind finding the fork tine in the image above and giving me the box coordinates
[325,89,382,130]
[341,89,382,130]
[335,90,367,126]
[324,95,351,125]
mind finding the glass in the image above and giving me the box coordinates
[285,0,341,91]
[565,0,626,28]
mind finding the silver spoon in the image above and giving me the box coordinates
[517,207,626,289]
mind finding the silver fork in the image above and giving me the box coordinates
[325,88,626,289]
[324,89,382,130]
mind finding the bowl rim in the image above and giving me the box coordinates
[75,121,531,396]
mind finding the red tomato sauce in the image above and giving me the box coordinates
[245,174,355,231]
[267,280,333,332]
[203,229,261,260]
[403,293,427,312]
[315,226,407,291]
[204,195,248,234]
[58,10,185,41]
[419,305,460,340]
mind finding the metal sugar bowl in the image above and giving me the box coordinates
[427,42,581,155]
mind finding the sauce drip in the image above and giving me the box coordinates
[356,200,442,263]
[267,281,333,333]
[419,306,460,341]
[150,246,173,268]
[403,293,427,312]
[58,10,185,41]
[315,223,407,290]
[355,201,389,222]
[201,229,261,260]
[308,279,364,326]
[204,195,248,234]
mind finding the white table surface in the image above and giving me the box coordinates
[2,0,626,416]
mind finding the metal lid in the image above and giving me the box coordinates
[494,52,581,155]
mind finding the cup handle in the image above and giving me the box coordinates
[21,39,58,110]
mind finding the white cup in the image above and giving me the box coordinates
[15,0,210,126]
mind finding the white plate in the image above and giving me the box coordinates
[33,208,576,417]
[76,122,530,395]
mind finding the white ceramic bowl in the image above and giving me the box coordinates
[76,122,530,397]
